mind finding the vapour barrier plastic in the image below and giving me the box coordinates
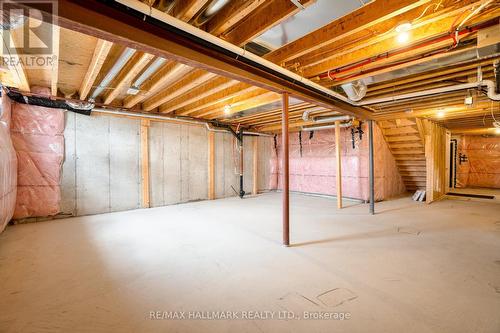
[10,87,64,219]
[0,96,17,233]
[268,123,405,201]
[456,135,500,189]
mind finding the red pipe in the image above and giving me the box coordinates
[318,20,496,81]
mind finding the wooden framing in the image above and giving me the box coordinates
[424,120,447,203]
[140,119,150,208]
[252,137,258,196]
[335,120,342,209]
[79,39,112,100]
[208,131,215,200]
[104,52,155,105]
[36,0,369,119]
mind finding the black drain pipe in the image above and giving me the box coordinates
[238,130,245,199]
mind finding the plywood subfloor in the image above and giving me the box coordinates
[0,193,499,333]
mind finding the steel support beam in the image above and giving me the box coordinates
[282,93,290,246]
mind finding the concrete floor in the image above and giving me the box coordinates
[0,193,499,333]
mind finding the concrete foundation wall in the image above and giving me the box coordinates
[61,113,272,216]
[61,113,141,216]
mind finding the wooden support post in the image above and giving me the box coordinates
[208,131,215,200]
[335,121,342,209]
[282,93,290,246]
[252,138,258,196]
[140,119,150,208]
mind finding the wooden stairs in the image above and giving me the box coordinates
[379,118,426,192]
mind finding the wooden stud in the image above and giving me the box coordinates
[252,137,258,196]
[3,27,30,92]
[141,119,150,208]
[335,120,342,209]
[51,25,60,96]
[123,62,191,109]
[79,39,112,100]
[208,131,215,200]
[104,52,155,105]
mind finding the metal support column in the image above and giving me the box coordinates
[282,93,290,246]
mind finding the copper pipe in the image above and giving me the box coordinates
[282,93,290,246]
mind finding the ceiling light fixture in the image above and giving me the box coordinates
[437,109,446,118]
[223,105,232,115]
[395,22,412,44]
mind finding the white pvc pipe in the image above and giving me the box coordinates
[357,80,500,105]
[92,107,273,136]
[302,121,353,131]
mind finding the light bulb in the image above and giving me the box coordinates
[396,31,410,44]
[223,105,232,115]
[395,22,412,44]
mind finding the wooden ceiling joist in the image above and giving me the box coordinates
[221,0,315,46]
[79,39,112,100]
[42,0,369,119]
[104,52,155,105]
[265,0,433,65]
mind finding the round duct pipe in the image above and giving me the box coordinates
[341,80,367,102]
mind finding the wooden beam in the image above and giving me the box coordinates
[172,0,210,22]
[176,84,259,116]
[304,4,498,78]
[208,131,215,200]
[292,0,484,72]
[335,120,342,209]
[42,0,370,119]
[123,62,191,109]
[2,27,30,92]
[252,137,258,196]
[141,119,150,208]
[79,39,112,100]
[450,127,500,135]
[205,0,266,37]
[266,0,432,64]
[51,25,60,96]
[143,70,217,111]
[104,52,155,105]
[222,0,315,46]
[200,91,280,119]
[160,77,240,114]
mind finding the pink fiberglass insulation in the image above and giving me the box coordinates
[10,86,64,219]
[268,123,405,201]
[0,96,17,233]
[456,135,500,189]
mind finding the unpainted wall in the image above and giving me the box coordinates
[61,113,272,217]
